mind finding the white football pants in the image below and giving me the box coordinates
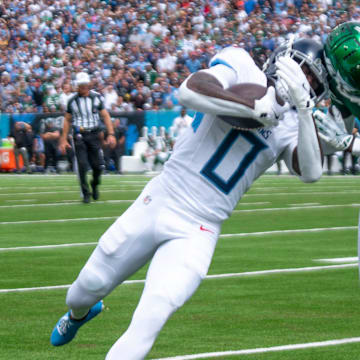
[65,176,221,359]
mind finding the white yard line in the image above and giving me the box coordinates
[4,199,36,202]
[0,189,142,196]
[232,204,360,213]
[1,204,359,222]
[0,264,355,294]
[289,203,320,206]
[316,257,358,263]
[0,216,117,225]
[0,182,148,190]
[243,191,360,197]
[236,202,270,206]
[153,337,360,360]
[0,242,97,251]
[0,199,134,208]
[1,189,360,197]
[220,226,357,238]
[1,226,357,251]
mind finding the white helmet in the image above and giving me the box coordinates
[75,72,91,86]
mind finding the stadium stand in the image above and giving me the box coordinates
[0,0,359,173]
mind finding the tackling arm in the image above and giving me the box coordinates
[314,107,360,156]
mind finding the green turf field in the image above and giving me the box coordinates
[0,173,360,359]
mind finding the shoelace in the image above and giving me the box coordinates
[57,315,72,335]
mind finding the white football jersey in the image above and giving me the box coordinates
[159,46,299,222]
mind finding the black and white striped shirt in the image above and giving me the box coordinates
[66,91,105,130]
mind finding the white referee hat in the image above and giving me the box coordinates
[75,72,91,85]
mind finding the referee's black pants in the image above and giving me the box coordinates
[73,132,103,197]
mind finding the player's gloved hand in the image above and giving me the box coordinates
[314,106,354,151]
[275,56,314,111]
[253,86,289,127]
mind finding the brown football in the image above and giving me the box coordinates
[218,83,269,130]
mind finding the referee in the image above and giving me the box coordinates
[59,72,116,203]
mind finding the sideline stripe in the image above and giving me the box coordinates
[0,226,357,251]
[153,337,360,360]
[0,263,355,293]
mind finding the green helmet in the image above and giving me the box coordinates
[324,21,360,101]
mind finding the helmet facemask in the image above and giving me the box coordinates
[264,39,329,106]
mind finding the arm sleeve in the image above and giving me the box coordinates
[278,108,322,183]
[295,109,323,183]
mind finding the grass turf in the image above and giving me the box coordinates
[0,174,359,359]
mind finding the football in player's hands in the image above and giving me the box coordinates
[218,83,284,130]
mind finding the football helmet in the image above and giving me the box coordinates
[264,38,329,105]
[324,21,360,102]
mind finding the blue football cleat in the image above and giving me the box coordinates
[50,300,104,346]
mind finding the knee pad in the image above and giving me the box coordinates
[147,267,202,310]
[77,264,109,295]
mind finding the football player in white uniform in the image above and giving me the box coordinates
[50,39,326,359]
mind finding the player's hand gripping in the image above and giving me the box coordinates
[314,106,354,151]
[276,56,314,111]
[253,86,289,127]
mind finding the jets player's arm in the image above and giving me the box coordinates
[314,106,360,156]
[179,67,283,123]
[340,113,360,156]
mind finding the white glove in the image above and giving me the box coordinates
[253,86,290,127]
[275,56,314,110]
[314,106,353,151]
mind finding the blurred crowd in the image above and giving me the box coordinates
[1,0,360,114]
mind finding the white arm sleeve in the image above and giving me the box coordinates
[296,109,323,183]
